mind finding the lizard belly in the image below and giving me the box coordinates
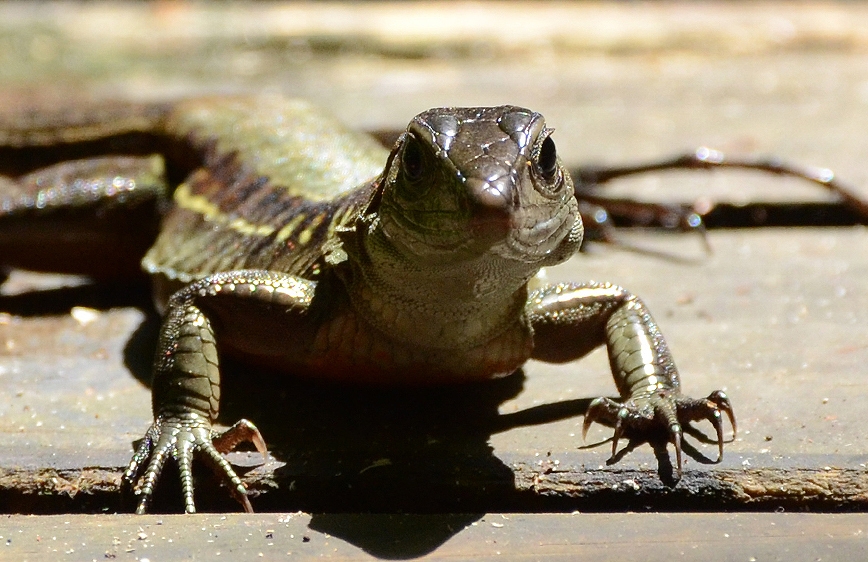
[301,309,535,385]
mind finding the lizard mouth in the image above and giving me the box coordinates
[384,194,578,262]
[499,200,579,263]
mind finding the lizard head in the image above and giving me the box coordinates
[369,106,582,270]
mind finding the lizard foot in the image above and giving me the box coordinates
[582,389,736,476]
[123,414,267,514]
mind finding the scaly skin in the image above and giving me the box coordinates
[0,97,735,513]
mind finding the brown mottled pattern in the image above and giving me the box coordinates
[0,95,389,283]
[142,97,388,283]
[165,96,388,201]
[143,164,369,282]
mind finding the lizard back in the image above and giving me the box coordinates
[143,96,388,285]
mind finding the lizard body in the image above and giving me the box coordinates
[0,96,734,513]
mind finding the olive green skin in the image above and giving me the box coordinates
[0,96,734,513]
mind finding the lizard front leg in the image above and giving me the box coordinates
[528,282,736,476]
[123,270,316,514]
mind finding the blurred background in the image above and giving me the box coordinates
[2,0,867,205]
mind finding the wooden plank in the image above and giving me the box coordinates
[1,512,867,561]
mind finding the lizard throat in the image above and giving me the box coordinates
[341,227,535,351]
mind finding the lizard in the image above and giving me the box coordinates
[0,95,737,514]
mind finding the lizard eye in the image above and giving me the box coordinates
[395,134,433,201]
[401,136,425,183]
[536,135,559,183]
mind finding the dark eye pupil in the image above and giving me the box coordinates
[402,138,424,181]
[538,136,558,181]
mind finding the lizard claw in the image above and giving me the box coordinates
[610,415,624,460]
[706,390,737,453]
[582,389,735,476]
[123,414,266,514]
[672,424,683,475]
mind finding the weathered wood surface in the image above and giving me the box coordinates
[1,0,868,558]
[2,512,867,561]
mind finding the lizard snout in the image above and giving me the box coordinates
[466,175,513,241]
